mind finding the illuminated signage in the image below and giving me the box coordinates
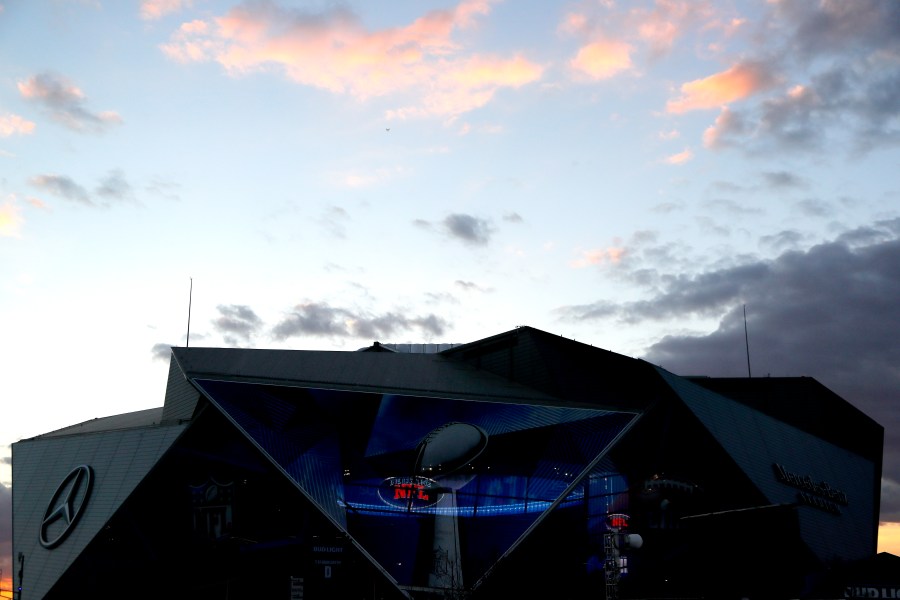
[606,513,630,530]
[378,476,443,510]
[773,463,848,515]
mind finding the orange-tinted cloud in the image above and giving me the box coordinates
[570,39,633,80]
[571,247,626,268]
[563,0,715,81]
[667,61,776,113]
[0,198,24,237]
[0,113,35,137]
[663,147,693,164]
[161,0,540,119]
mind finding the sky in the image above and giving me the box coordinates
[1,0,899,583]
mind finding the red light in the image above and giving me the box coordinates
[392,483,431,502]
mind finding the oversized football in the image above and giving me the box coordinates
[415,422,488,475]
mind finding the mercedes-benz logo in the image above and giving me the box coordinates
[40,465,93,549]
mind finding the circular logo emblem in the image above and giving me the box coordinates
[378,476,443,510]
[40,465,93,549]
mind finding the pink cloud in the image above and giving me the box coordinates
[571,247,626,268]
[140,0,191,20]
[570,39,633,80]
[666,61,777,113]
[161,0,538,118]
[663,147,693,164]
[0,114,35,137]
[634,0,713,56]
[563,1,754,88]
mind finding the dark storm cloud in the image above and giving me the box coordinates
[443,213,494,245]
[776,0,900,61]
[566,219,900,519]
[29,174,92,205]
[272,302,448,341]
[213,304,262,343]
[18,72,122,133]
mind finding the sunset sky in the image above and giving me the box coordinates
[1,0,899,577]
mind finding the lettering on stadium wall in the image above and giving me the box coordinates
[773,463,849,515]
[845,586,900,599]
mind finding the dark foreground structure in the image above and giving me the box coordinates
[12,327,885,599]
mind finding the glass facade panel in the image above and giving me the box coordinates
[194,379,637,593]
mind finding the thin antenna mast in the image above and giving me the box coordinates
[743,304,751,378]
[186,277,193,348]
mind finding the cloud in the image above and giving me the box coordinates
[658,128,680,140]
[793,198,832,218]
[663,147,693,164]
[0,113,35,137]
[702,106,746,149]
[760,69,900,153]
[332,167,405,189]
[702,198,763,217]
[559,219,900,520]
[443,213,494,245]
[161,0,541,119]
[272,302,448,341]
[570,39,633,80]
[213,304,262,343]
[667,61,778,113]
[317,205,351,238]
[96,169,134,202]
[571,247,626,268]
[700,2,900,154]
[633,0,712,58]
[455,280,493,293]
[151,343,173,361]
[29,174,92,205]
[18,72,122,133]
[775,0,900,62]
[140,0,191,20]
[562,0,715,77]
[29,172,138,207]
[761,171,805,189]
[0,199,24,237]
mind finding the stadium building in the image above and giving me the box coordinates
[12,326,883,599]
